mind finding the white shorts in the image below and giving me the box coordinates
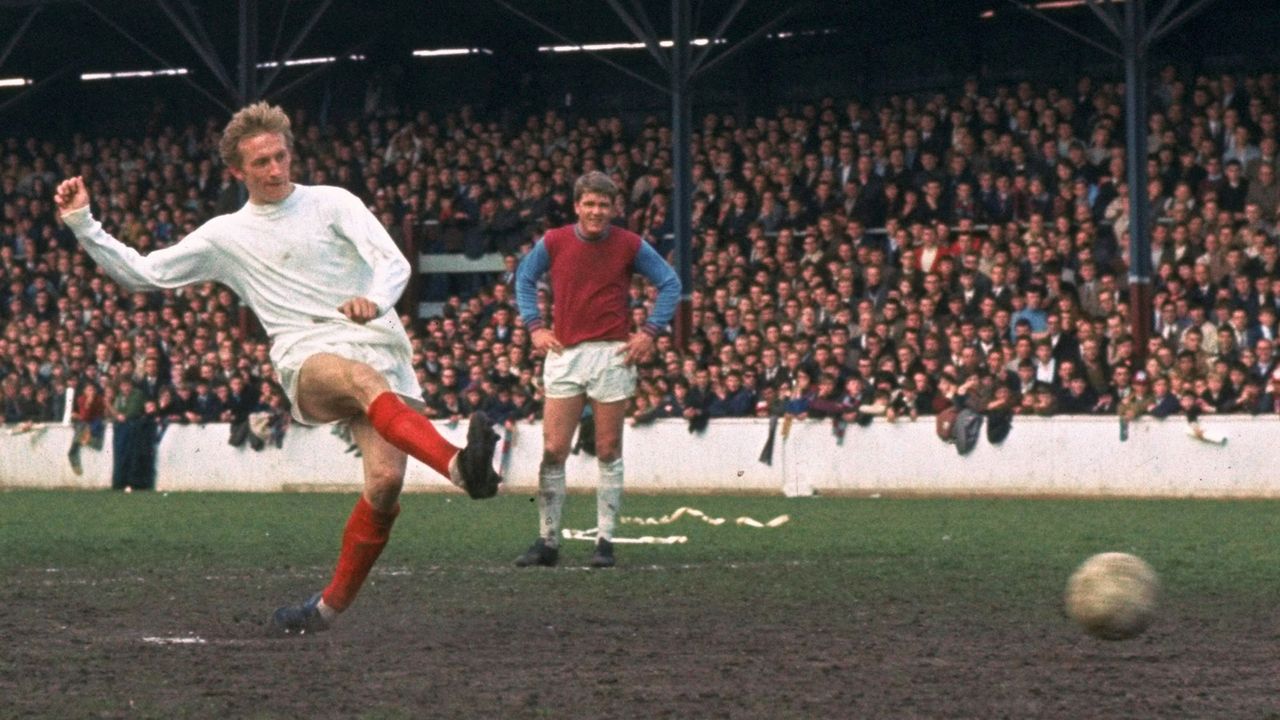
[542,340,636,403]
[275,339,420,425]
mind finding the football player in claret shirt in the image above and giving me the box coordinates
[513,171,680,568]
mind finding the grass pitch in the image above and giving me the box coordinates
[2,490,1279,718]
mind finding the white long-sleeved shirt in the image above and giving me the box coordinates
[62,184,413,365]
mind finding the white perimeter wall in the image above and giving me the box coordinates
[1,416,1276,497]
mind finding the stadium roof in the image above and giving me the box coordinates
[0,0,1272,117]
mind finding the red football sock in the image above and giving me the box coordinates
[367,391,459,479]
[321,496,400,612]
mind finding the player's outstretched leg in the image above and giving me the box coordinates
[450,411,503,499]
[515,461,565,567]
[367,392,501,497]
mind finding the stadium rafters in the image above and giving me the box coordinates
[1000,0,1220,361]
[488,0,803,349]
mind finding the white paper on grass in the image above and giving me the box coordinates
[563,506,790,543]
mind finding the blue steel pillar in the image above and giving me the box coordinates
[1122,0,1153,360]
[671,0,693,349]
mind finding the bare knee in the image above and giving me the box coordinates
[594,426,622,463]
[595,442,621,463]
[363,465,404,511]
[541,424,574,466]
[541,448,569,467]
[347,363,389,409]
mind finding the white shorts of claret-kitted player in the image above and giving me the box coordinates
[542,340,636,402]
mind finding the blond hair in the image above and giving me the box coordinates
[219,101,293,169]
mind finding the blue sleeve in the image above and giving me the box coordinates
[633,240,681,332]
[515,239,550,330]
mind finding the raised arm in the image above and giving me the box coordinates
[56,176,220,291]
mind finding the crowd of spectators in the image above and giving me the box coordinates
[6,63,1280,452]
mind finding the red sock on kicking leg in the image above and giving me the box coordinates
[367,391,459,478]
[321,496,400,612]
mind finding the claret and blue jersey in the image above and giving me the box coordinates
[515,223,681,347]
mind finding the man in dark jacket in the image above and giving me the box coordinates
[707,371,756,418]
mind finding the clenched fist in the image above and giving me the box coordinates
[55,176,90,214]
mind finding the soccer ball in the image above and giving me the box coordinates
[1064,552,1159,640]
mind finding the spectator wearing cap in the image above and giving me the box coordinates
[1118,370,1154,420]
[1078,336,1110,391]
